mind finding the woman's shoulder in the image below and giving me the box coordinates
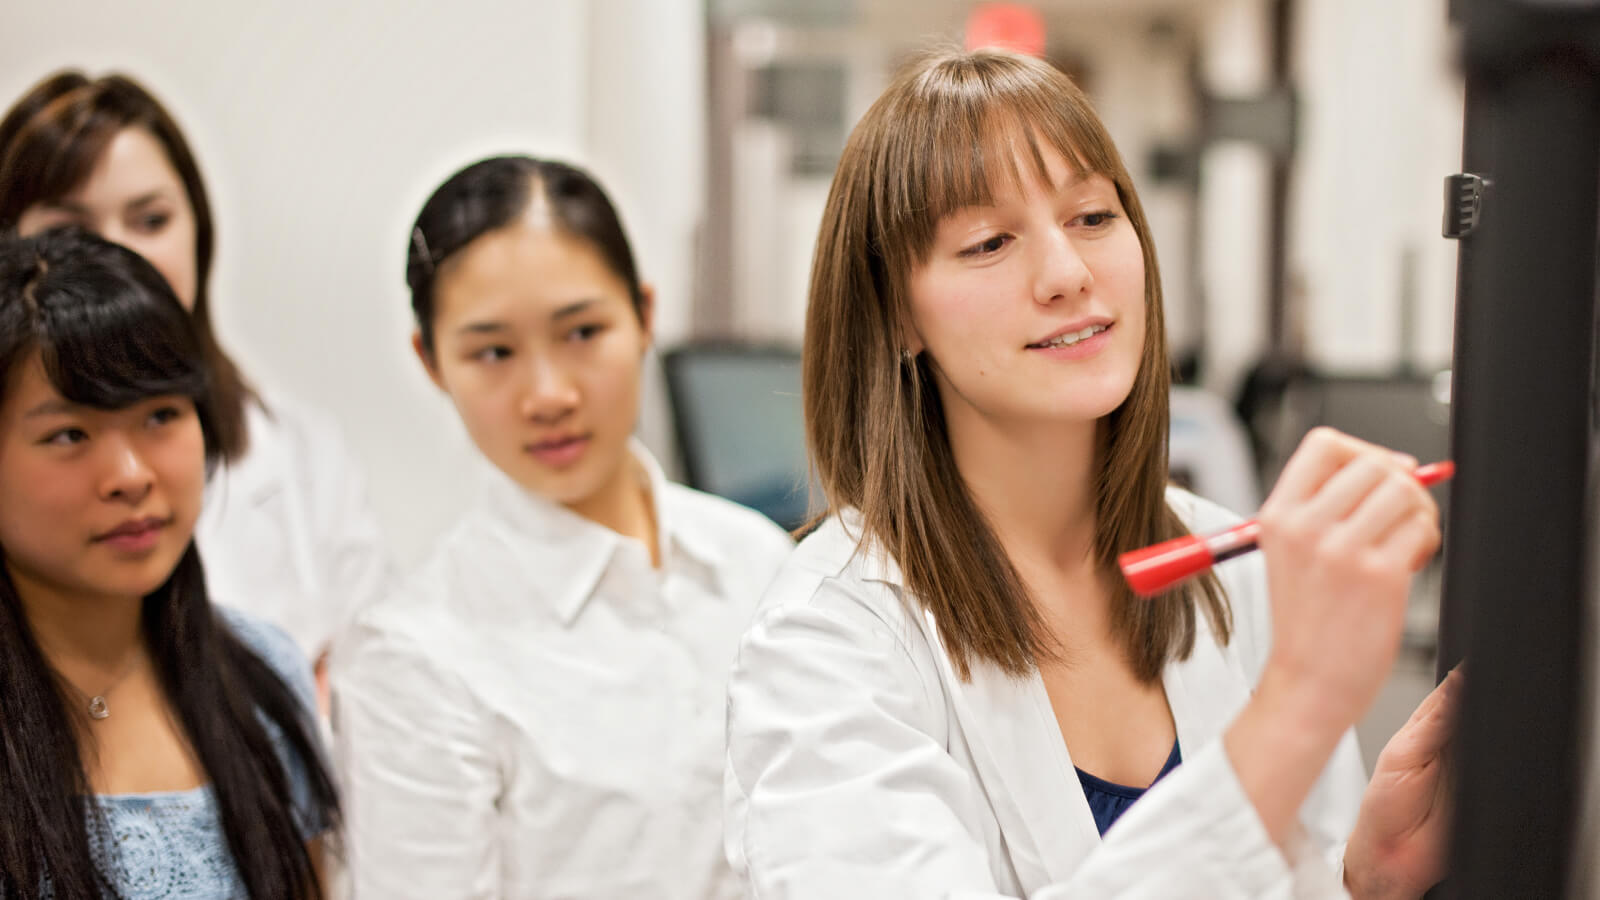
[660,481,795,558]
[343,560,458,648]
[335,541,488,679]
[743,511,924,643]
[216,606,315,703]
[1163,484,1248,532]
[727,512,948,738]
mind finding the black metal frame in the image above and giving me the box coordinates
[1435,1,1600,896]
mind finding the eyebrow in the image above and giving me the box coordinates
[455,321,510,336]
[453,299,603,336]
[43,190,170,215]
[1040,168,1095,196]
[23,399,76,418]
[953,168,1097,216]
[551,299,597,321]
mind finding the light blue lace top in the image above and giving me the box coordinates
[42,608,326,900]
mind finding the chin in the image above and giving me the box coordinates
[515,465,599,508]
[509,436,631,508]
[1029,390,1127,422]
[1060,376,1139,417]
[95,573,175,603]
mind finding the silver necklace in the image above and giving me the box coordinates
[73,654,142,721]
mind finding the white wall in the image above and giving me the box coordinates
[1197,0,1273,399]
[1290,0,1463,373]
[1064,14,1201,361]
[0,0,705,563]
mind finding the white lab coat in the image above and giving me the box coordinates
[333,443,794,899]
[724,487,1367,899]
[195,391,392,659]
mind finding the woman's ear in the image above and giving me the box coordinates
[899,315,925,357]
[412,331,446,392]
[636,282,656,350]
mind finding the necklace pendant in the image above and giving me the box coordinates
[88,696,110,720]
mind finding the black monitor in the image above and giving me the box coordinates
[661,343,816,530]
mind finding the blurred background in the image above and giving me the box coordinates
[0,0,1467,767]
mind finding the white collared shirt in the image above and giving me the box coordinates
[332,444,794,899]
[196,391,393,659]
[724,487,1367,899]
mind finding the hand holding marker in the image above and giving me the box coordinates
[1120,461,1456,596]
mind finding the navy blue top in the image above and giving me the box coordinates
[1075,739,1183,836]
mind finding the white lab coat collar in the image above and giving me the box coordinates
[834,502,1258,889]
[477,439,727,627]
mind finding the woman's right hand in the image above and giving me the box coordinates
[1254,427,1441,732]
[1223,427,1441,846]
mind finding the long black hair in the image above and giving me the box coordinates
[0,228,338,899]
[406,155,645,351]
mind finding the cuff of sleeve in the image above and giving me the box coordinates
[1325,840,1349,894]
[1185,741,1302,895]
[1204,743,1351,898]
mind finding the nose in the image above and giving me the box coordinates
[99,435,154,506]
[94,218,141,256]
[1032,227,1094,306]
[517,353,580,424]
[97,221,128,247]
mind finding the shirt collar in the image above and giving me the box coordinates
[638,443,728,577]
[478,440,723,626]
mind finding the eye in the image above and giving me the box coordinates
[135,211,172,233]
[41,427,89,447]
[471,346,513,363]
[1074,211,1119,228]
[566,323,605,343]
[959,234,1011,258]
[147,405,185,427]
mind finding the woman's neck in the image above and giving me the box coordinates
[566,451,662,568]
[947,408,1103,592]
[9,565,145,676]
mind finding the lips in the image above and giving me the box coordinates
[1027,319,1114,350]
[94,516,168,542]
[93,516,170,553]
[525,433,592,468]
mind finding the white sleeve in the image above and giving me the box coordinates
[1226,549,1367,878]
[725,578,1349,900]
[292,408,393,654]
[333,622,504,900]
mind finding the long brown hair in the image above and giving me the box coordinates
[0,70,253,459]
[805,48,1229,682]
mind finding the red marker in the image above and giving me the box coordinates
[1120,461,1456,597]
